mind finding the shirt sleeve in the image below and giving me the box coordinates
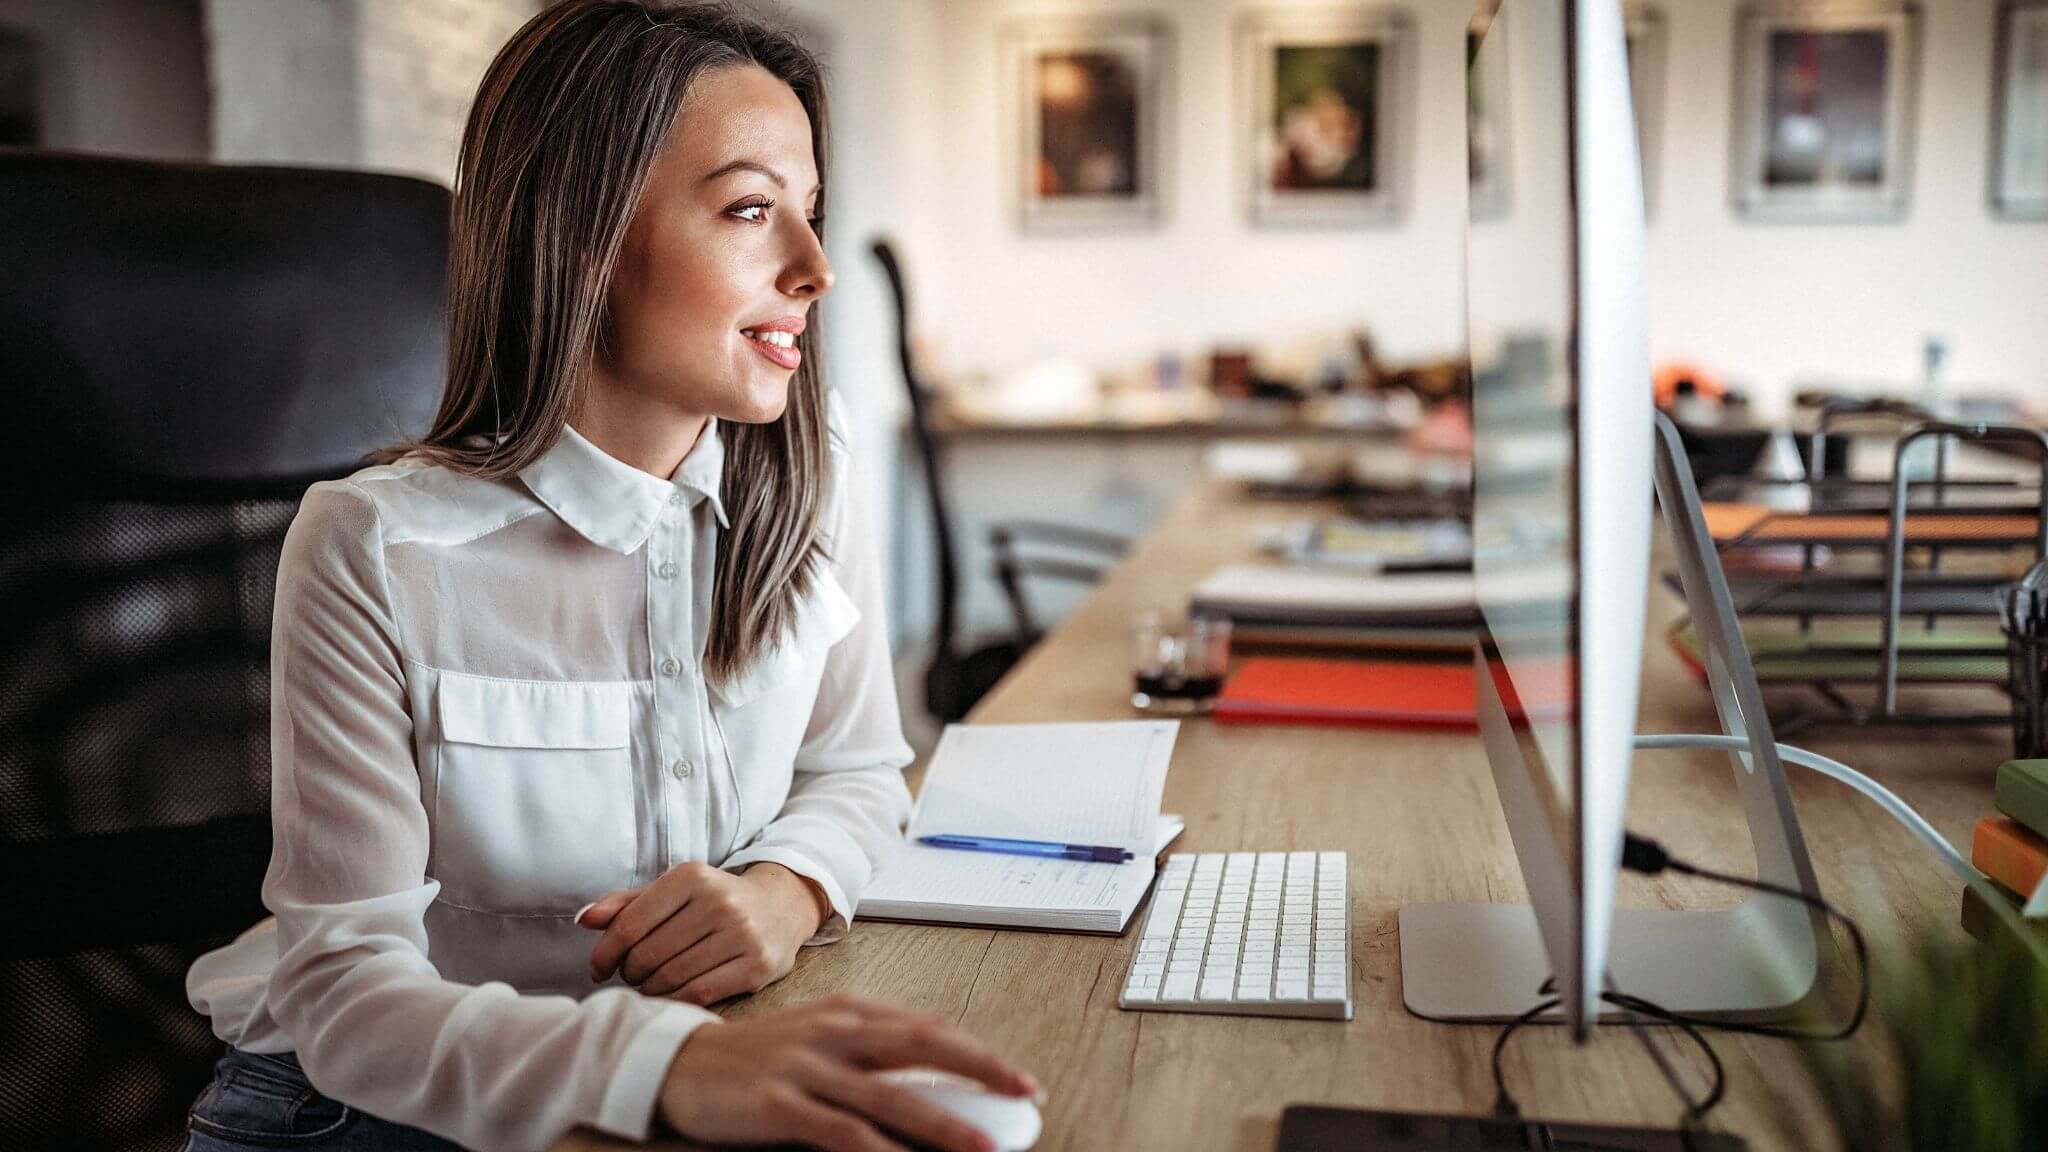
[261,481,716,1152]
[722,396,916,942]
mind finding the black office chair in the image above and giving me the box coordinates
[0,151,447,1151]
[869,237,1128,723]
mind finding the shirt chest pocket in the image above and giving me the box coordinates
[428,671,639,917]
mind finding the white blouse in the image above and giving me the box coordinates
[185,394,915,1152]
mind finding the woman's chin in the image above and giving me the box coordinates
[723,386,790,425]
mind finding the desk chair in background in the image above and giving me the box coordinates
[0,152,446,1151]
[870,237,1129,723]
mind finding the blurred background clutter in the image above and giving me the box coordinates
[3,0,2042,719]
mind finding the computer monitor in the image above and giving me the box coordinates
[1398,0,1833,1040]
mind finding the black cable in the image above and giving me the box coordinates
[1489,990,1561,1120]
[1621,833,1871,1042]
[1600,988,1726,1139]
[1487,826,1869,1143]
[1490,978,1727,1142]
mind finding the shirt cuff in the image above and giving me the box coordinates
[591,1002,717,1143]
[722,844,853,945]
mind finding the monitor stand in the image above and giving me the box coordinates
[1398,413,1836,1024]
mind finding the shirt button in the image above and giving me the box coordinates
[667,490,684,507]
[657,561,680,580]
[659,658,681,678]
[670,758,694,781]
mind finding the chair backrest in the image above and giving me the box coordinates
[868,236,965,662]
[0,150,448,1151]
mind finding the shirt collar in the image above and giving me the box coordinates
[519,420,729,554]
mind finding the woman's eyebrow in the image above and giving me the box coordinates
[701,159,787,188]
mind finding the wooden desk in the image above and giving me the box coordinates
[922,394,1406,444]
[566,481,2007,1152]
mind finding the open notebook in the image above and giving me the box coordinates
[858,721,1181,933]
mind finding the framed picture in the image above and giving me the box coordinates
[0,27,36,147]
[1994,0,2048,219]
[1732,2,1921,223]
[1625,4,1666,218]
[1001,14,1170,231]
[1467,16,1510,221]
[1236,6,1411,227]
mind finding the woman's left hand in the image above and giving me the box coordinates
[579,862,829,1005]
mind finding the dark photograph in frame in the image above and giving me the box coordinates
[1003,13,1170,231]
[1237,5,1410,227]
[1732,2,1920,223]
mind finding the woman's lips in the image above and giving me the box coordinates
[741,330,802,370]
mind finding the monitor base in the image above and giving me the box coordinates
[1398,900,1815,1023]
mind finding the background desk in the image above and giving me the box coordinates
[564,479,2006,1152]
[888,406,1405,659]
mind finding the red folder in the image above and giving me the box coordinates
[1216,658,1477,729]
[1215,656,1571,730]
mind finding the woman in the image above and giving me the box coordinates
[181,4,1035,1151]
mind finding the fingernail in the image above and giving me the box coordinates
[573,902,596,927]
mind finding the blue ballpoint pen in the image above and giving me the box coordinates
[918,834,1133,863]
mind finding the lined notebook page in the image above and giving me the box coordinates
[908,721,1179,856]
[858,818,1181,929]
[861,848,1151,914]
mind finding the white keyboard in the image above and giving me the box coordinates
[1118,851,1352,1020]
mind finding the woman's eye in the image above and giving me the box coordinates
[731,201,772,223]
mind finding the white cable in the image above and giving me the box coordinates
[1632,733,1981,885]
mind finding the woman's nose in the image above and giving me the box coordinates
[779,224,834,299]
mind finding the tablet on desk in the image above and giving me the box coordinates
[1276,1106,1747,1151]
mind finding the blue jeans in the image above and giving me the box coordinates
[183,1048,466,1151]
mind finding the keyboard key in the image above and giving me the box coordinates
[1163,975,1198,1000]
[1275,980,1309,1000]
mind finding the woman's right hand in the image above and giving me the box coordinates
[656,993,1040,1152]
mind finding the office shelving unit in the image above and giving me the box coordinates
[1667,412,2047,738]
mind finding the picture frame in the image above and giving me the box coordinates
[1732,2,1921,223]
[1467,15,1511,222]
[1625,4,1666,218]
[1001,13,1171,232]
[1993,0,2048,219]
[1235,5,1411,228]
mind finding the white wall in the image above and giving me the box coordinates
[206,0,538,182]
[1644,0,2048,407]
[205,0,359,168]
[903,0,2047,413]
[918,0,1473,376]
[355,0,541,181]
[0,0,209,159]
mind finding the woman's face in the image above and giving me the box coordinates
[596,63,831,425]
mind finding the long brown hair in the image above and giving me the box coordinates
[376,0,834,685]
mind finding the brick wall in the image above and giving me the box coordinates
[356,0,538,181]
[206,0,537,183]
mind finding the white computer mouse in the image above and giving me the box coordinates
[877,1068,1043,1151]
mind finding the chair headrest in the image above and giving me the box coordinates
[0,151,450,493]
